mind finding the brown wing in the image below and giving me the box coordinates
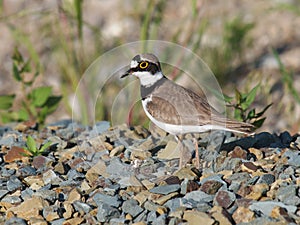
[146,79,254,134]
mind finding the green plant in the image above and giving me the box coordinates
[24,135,52,157]
[223,84,272,129]
[0,48,62,125]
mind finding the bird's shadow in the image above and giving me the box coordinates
[220,131,299,152]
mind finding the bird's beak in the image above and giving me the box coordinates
[121,68,132,78]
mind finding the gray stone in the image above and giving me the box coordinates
[96,202,120,222]
[184,190,214,204]
[34,189,57,203]
[0,135,15,147]
[249,201,297,215]
[92,121,110,135]
[21,188,34,200]
[133,209,148,223]
[93,193,122,208]
[73,200,92,214]
[66,169,85,180]
[276,185,300,205]
[152,214,167,225]
[256,173,275,185]
[47,136,67,150]
[122,199,143,217]
[164,198,186,212]
[42,205,60,221]
[109,218,128,225]
[0,190,9,199]
[42,170,63,185]
[149,184,180,195]
[283,150,300,167]
[106,157,132,177]
[50,218,66,225]
[1,195,22,204]
[7,176,22,192]
[4,217,27,225]
[147,210,158,223]
[1,168,15,177]
[17,166,37,177]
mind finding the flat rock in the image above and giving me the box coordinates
[149,184,180,195]
[93,193,122,208]
[7,196,49,221]
[183,210,215,225]
[157,141,179,159]
[249,201,297,215]
[122,199,143,217]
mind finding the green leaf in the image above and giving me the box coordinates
[18,108,29,121]
[26,135,37,153]
[255,103,272,118]
[247,108,256,120]
[40,141,52,153]
[32,86,52,107]
[22,60,31,73]
[12,47,23,63]
[44,96,62,114]
[0,95,15,110]
[13,62,22,81]
[252,117,266,128]
[241,84,259,110]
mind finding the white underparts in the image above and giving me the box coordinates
[133,71,163,87]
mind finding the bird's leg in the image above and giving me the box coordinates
[193,137,200,169]
[175,135,186,169]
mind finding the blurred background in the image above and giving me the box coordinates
[0,0,299,134]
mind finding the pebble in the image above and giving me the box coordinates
[93,193,122,208]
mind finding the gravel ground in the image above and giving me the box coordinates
[0,120,300,224]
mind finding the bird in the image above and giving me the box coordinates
[121,53,254,168]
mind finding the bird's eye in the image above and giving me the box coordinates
[139,61,148,69]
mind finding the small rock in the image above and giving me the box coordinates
[109,145,125,157]
[43,205,60,222]
[174,167,199,180]
[157,141,180,159]
[62,217,84,225]
[42,170,63,185]
[7,176,22,192]
[257,173,275,185]
[184,190,214,204]
[7,196,49,221]
[67,188,81,203]
[200,180,223,195]
[4,217,27,225]
[149,184,180,195]
[183,210,215,225]
[249,201,297,215]
[122,199,144,217]
[228,146,247,159]
[32,156,54,169]
[0,135,15,148]
[214,190,236,208]
[73,201,92,215]
[93,193,122,208]
[4,146,30,163]
[232,206,255,224]
[276,185,300,205]
[210,206,233,225]
[96,202,120,223]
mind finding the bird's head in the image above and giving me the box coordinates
[121,53,164,87]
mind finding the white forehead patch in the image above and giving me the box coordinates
[130,60,139,68]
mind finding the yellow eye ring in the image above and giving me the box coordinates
[139,61,149,69]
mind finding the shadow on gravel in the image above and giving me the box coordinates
[221,131,299,152]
